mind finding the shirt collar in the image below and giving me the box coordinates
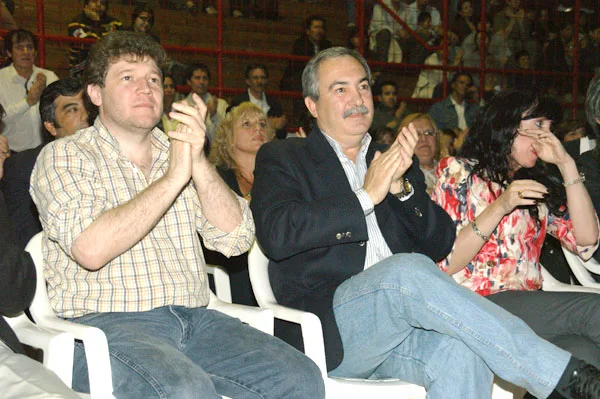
[93,117,170,172]
[321,129,372,163]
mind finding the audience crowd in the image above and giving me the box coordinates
[1,1,600,398]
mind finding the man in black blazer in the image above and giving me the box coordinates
[230,63,287,139]
[251,47,600,399]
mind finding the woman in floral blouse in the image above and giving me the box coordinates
[432,90,600,369]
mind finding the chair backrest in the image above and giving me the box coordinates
[247,241,279,308]
[25,232,55,324]
[561,247,600,288]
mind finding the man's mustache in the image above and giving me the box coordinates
[343,105,369,119]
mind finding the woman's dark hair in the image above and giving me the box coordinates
[461,89,566,218]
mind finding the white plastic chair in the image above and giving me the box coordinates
[248,241,521,399]
[25,232,274,399]
[3,313,76,389]
[560,248,600,289]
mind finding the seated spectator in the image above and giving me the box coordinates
[128,4,160,43]
[412,36,464,99]
[368,0,408,62]
[509,50,536,91]
[428,72,479,136]
[0,29,58,152]
[280,15,331,92]
[0,131,79,398]
[493,0,526,59]
[452,0,477,44]
[433,89,600,375]
[205,102,274,305]
[577,75,600,263]
[582,23,600,75]
[230,64,287,139]
[185,63,228,145]
[404,11,434,65]
[1,78,92,249]
[30,31,324,398]
[251,46,600,399]
[399,113,439,194]
[68,0,122,78]
[0,1,17,31]
[370,80,407,132]
[462,30,509,85]
[159,73,184,133]
[280,15,331,123]
[538,21,572,89]
[405,0,441,34]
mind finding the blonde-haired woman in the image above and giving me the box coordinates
[206,102,273,305]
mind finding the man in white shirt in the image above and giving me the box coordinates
[185,63,228,144]
[0,29,58,152]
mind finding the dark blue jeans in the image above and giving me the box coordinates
[71,305,324,398]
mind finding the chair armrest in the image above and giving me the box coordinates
[541,265,600,293]
[32,315,114,398]
[11,320,75,387]
[208,294,274,335]
[256,302,328,376]
[206,264,233,303]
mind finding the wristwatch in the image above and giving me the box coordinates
[393,178,413,201]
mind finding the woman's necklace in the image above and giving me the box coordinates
[237,172,254,200]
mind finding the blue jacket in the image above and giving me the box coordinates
[428,96,480,131]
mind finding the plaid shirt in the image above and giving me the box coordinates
[30,118,254,318]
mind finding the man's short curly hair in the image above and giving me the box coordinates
[83,31,166,88]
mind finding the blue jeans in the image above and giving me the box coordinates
[329,253,571,399]
[70,306,325,398]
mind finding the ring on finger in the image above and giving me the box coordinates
[518,190,524,199]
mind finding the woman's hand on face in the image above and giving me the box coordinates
[519,128,571,166]
[496,179,548,215]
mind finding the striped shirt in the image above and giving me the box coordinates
[30,118,254,318]
[322,131,393,269]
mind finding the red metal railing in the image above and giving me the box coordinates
[23,0,596,121]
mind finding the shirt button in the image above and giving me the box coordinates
[359,241,366,246]
[336,233,342,240]
[346,232,352,238]
[414,207,422,217]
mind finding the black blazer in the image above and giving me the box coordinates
[251,128,455,371]
[0,191,37,354]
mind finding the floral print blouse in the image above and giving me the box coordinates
[432,156,598,296]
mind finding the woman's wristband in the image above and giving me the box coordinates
[563,172,586,188]
[471,220,490,241]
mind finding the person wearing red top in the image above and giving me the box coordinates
[433,90,600,396]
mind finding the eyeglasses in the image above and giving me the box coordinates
[417,130,438,138]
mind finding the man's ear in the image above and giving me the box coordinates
[87,84,102,107]
[44,121,57,137]
[595,118,600,126]
[304,96,318,118]
[245,78,252,88]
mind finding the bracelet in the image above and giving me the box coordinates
[471,220,490,242]
[563,172,586,188]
